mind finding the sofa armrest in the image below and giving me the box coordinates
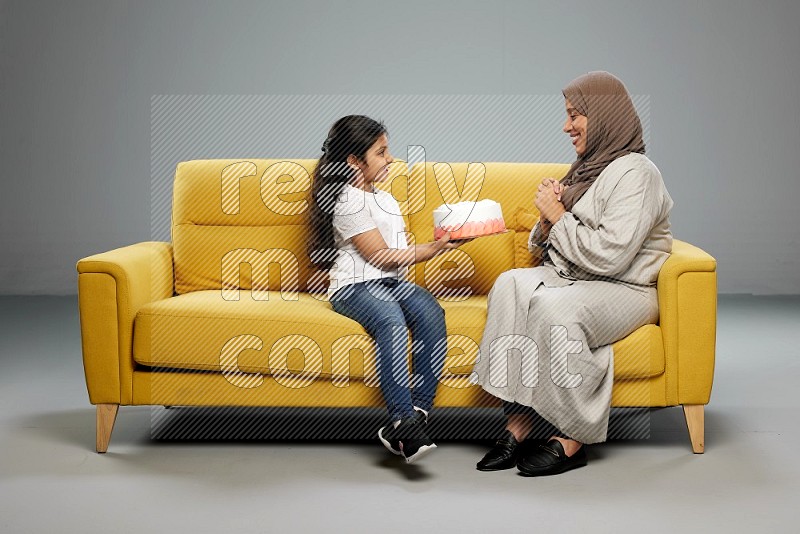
[76,242,174,404]
[657,239,717,406]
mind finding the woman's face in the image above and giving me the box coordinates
[353,133,394,185]
[563,99,588,156]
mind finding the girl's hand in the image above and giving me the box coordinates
[433,232,474,251]
[432,231,451,250]
[433,231,453,250]
[442,236,475,249]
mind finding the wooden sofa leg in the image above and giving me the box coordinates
[682,404,705,454]
[96,404,119,453]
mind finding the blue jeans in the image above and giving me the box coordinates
[330,278,448,422]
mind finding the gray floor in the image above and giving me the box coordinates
[1,295,798,533]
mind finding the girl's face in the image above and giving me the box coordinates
[350,134,394,186]
[563,99,588,156]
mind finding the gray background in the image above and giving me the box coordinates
[1,0,798,295]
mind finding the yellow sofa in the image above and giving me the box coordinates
[77,159,717,453]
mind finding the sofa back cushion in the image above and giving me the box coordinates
[172,159,321,295]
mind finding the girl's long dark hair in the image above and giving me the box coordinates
[308,115,387,270]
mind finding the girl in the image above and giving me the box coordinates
[308,115,467,463]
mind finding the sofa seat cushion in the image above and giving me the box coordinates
[133,290,490,381]
[611,324,665,379]
[133,290,663,382]
[442,319,665,380]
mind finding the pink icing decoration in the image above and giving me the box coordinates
[433,217,506,240]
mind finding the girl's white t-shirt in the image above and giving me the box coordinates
[328,184,409,297]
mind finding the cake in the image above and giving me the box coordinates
[433,199,506,240]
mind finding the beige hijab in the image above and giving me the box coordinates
[533,71,645,244]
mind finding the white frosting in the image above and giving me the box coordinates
[433,199,502,228]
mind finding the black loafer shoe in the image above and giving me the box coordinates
[516,438,588,477]
[476,430,522,471]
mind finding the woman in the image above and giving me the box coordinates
[471,71,674,476]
